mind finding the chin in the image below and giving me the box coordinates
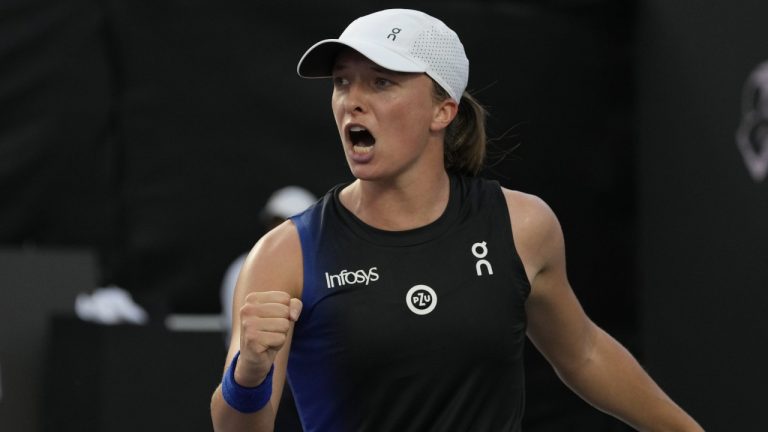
[347,163,386,182]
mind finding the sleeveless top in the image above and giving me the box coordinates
[288,174,531,431]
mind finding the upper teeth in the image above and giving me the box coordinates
[350,126,367,132]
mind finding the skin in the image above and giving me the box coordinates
[331,50,456,230]
[210,49,704,431]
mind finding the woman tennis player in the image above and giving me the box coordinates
[211,9,703,432]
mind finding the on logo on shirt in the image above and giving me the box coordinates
[472,241,494,276]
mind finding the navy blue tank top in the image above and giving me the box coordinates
[288,175,530,431]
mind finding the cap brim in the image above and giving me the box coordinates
[297,38,426,78]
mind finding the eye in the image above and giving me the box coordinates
[332,76,349,88]
[374,77,393,88]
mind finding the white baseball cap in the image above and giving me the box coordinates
[261,186,317,221]
[297,8,469,103]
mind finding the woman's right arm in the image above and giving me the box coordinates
[211,221,304,432]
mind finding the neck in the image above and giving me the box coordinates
[340,170,451,231]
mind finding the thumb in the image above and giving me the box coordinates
[289,298,303,322]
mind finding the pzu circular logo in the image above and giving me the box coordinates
[406,285,437,315]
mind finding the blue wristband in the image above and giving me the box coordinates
[221,351,274,413]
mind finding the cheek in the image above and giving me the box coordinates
[394,103,433,133]
[331,98,344,128]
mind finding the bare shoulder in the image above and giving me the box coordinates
[238,220,304,299]
[500,188,562,243]
[250,220,303,261]
[500,188,565,280]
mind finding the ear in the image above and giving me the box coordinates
[430,98,459,132]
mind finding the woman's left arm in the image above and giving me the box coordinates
[504,189,703,432]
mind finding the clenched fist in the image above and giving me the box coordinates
[234,291,302,387]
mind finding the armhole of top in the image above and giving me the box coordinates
[289,210,315,310]
[492,183,532,301]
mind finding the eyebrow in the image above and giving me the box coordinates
[368,64,389,73]
[371,65,408,76]
[332,62,407,76]
[332,62,347,73]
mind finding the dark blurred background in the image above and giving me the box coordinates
[1,0,766,430]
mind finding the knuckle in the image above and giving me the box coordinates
[243,292,259,304]
[240,318,253,333]
[273,333,286,347]
[238,302,254,319]
[273,290,291,304]
[276,318,290,333]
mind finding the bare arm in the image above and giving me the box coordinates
[504,189,703,432]
[210,221,303,432]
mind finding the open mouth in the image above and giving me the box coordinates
[349,126,375,153]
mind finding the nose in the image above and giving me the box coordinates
[342,81,367,114]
